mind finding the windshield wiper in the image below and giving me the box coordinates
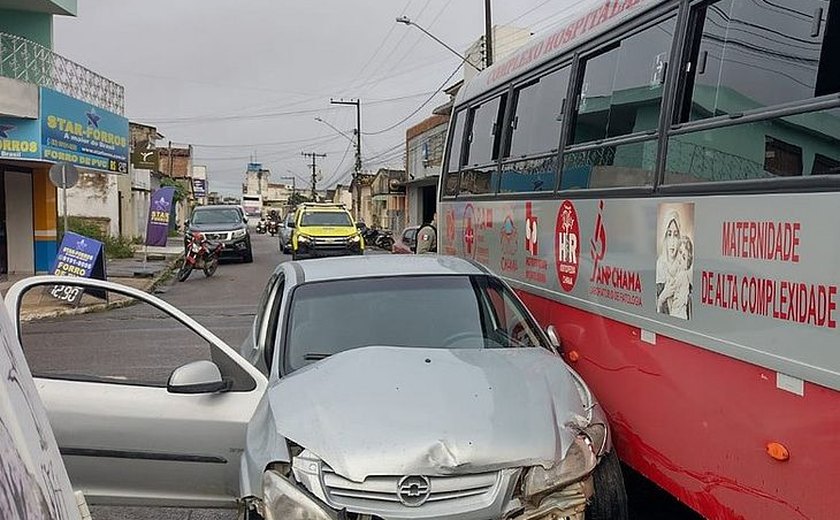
[303,352,333,361]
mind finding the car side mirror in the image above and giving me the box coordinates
[356,223,365,230]
[545,325,562,354]
[167,360,231,394]
[289,222,296,228]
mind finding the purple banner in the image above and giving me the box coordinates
[146,187,175,246]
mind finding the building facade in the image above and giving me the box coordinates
[0,1,127,275]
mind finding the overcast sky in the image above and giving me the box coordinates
[54,0,578,196]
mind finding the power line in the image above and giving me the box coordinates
[363,62,463,136]
[140,90,436,125]
[354,0,417,81]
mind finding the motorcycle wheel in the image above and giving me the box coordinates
[177,263,192,282]
[203,257,218,277]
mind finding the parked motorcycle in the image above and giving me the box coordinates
[375,231,394,250]
[178,232,223,282]
[362,227,380,245]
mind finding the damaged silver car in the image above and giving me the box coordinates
[240,255,627,520]
[4,255,626,520]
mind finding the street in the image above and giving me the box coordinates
[19,233,700,520]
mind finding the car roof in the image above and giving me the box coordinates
[194,205,240,211]
[300,206,349,212]
[285,254,487,284]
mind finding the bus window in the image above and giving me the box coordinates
[572,16,676,145]
[464,95,507,167]
[442,110,467,197]
[665,106,840,183]
[679,0,839,122]
[561,139,657,190]
[506,67,570,159]
[499,155,560,193]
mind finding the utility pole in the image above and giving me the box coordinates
[330,98,362,219]
[301,152,326,200]
[484,0,493,68]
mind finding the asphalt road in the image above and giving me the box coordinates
[19,231,701,520]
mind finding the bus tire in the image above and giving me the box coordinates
[586,450,628,520]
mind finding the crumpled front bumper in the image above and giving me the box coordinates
[260,464,594,520]
[506,478,593,520]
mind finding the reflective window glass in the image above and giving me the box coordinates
[459,165,497,195]
[560,140,657,189]
[447,110,466,173]
[499,155,559,193]
[682,0,840,121]
[465,95,507,166]
[507,68,570,158]
[665,107,840,183]
[573,17,676,144]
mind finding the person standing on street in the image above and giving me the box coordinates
[416,214,437,254]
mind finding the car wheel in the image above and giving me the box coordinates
[243,245,254,263]
[176,263,192,282]
[585,450,629,520]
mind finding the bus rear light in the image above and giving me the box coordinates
[766,442,790,462]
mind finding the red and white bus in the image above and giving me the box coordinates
[439,0,840,518]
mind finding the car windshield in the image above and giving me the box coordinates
[301,211,352,227]
[285,275,546,371]
[192,208,242,225]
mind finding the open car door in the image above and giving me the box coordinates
[5,276,268,508]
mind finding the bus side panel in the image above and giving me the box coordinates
[519,290,840,520]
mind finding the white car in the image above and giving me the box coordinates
[4,256,626,520]
[277,212,294,254]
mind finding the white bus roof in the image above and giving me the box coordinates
[457,0,664,104]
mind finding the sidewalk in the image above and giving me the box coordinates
[1,238,184,322]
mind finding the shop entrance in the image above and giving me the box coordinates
[0,168,6,277]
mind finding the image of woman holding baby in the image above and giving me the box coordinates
[656,208,693,319]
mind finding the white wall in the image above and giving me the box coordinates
[0,77,38,118]
[5,171,34,274]
[407,123,447,181]
[60,172,120,236]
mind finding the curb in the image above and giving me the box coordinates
[20,253,183,323]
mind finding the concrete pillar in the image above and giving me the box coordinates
[32,167,57,273]
[5,170,34,274]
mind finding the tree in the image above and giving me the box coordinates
[160,177,190,203]
[288,192,310,207]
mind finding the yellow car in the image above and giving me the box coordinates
[290,203,364,260]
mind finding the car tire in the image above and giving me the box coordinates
[585,450,629,520]
[243,245,254,263]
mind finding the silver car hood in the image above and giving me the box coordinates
[269,346,584,482]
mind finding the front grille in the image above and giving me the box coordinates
[312,237,348,245]
[321,465,500,512]
[204,232,229,241]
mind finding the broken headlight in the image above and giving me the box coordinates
[262,469,338,520]
[522,436,597,503]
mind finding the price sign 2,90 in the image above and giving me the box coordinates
[48,284,84,306]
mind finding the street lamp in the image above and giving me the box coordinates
[314,117,355,145]
[396,16,482,71]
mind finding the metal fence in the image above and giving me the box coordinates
[0,32,125,115]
